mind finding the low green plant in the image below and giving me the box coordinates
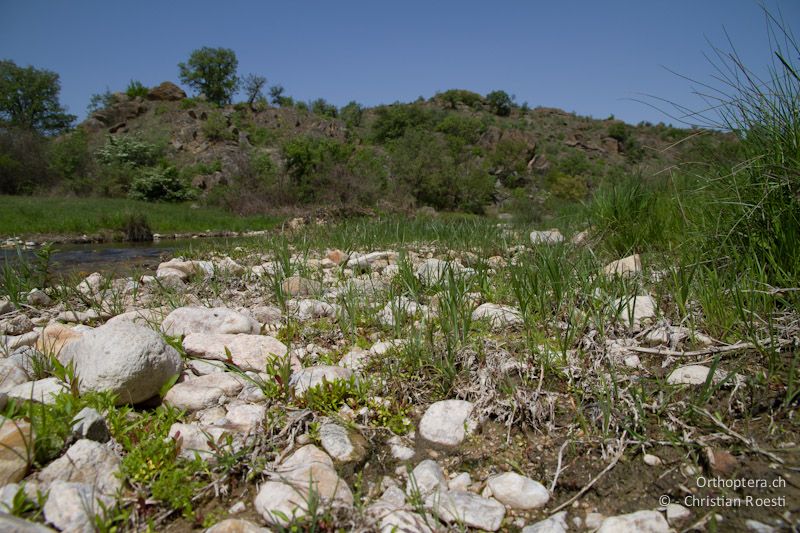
[302,376,367,414]
[125,80,148,98]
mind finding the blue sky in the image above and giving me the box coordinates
[1,0,797,125]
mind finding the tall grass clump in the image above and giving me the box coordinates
[693,10,800,287]
[583,173,687,257]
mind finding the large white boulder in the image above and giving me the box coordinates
[60,322,182,405]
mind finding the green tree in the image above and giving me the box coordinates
[0,60,75,135]
[178,47,239,105]
[486,90,513,117]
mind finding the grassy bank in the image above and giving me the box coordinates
[0,195,282,237]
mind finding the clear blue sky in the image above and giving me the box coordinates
[1,0,797,125]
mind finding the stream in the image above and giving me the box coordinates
[2,237,240,277]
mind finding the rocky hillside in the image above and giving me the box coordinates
[73,82,734,217]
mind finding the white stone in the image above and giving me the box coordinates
[346,251,394,269]
[448,472,471,492]
[0,359,30,393]
[183,333,288,371]
[319,423,367,463]
[379,510,434,533]
[71,407,110,442]
[250,305,283,326]
[43,480,113,533]
[59,322,182,405]
[418,400,476,447]
[486,472,549,510]
[168,422,234,461]
[522,511,568,533]
[205,518,269,533]
[471,303,523,329]
[426,490,505,531]
[1,331,40,352]
[35,439,120,496]
[55,310,100,324]
[416,258,462,285]
[745,520,779,533]
[370,339,407,355]
[0,512,54,532]
[287,299,338,321]
[407,459,447,498]
[163,372,245,411]
[388,435,415,461]
[530,229,564,244]
[161,306,260,337]
[643,453,662,466]
[224,403,267,433]
[255,445,352,526]
[156,258,212,281]
[597,510,670,533]
[6,377,67,404]
[290,365,353,397]
[105,308,165,328]
[666,503,691,524]
[603,254,642,278]
[338,347,370,372]
[613,295,657,325]
[667,365,726,386]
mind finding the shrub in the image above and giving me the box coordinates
[435,114,485,145]
[125,80,148,98]
[310,98,338,118]
[87,89,117,113]
[95,135,161,167]
[340,101,364,129]
[202,110,234,141]
[128,165,195,202]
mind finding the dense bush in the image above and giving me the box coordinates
[436,89,484,109]
[282,135,353,202]
[486,90,513,117]
[49,129,93,193]
[0,128,52,193]
[389,129,493,212]
[371,104,442,142]
[128,165,195,202]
